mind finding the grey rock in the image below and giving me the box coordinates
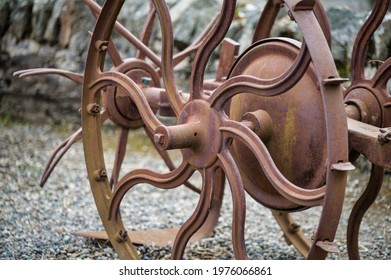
[32,0,56,43]
[43,0,64,45]
[8,0,34,41]
[0,0,11,39]
[327,6,363,70]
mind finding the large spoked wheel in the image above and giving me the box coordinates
[82,0,349,260]
[343,0,391,260]
[82,0,223,259]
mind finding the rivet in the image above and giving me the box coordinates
[95,40,109,53]
[87,103,100,115]
[93,169,107,181]
[115,230,128,243]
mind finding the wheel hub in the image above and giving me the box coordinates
[155,100,222,169]
[103,60,160,129]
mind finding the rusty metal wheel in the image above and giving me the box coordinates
[82,0,350,260]
[14,0,219,249]
[243,0,334,258]
[343,0,391,260]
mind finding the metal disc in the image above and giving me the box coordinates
[229,39,327,211]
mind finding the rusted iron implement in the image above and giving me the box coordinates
[14,0,391,260]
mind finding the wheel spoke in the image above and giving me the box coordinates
[109,161,195,222]
[220,120,325,206]
[189,0,236,101]
[171,167,215,259]
[271,210,311,258]
[217,147,248,260]
[210,39,312,111]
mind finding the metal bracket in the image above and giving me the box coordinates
[378,128,391,145]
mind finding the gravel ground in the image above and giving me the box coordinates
[0,120,390,260]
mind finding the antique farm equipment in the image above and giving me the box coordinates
[14,0,391,260]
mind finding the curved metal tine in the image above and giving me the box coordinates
[347,164,384,259]
[83,0,161,67]
[171,167,216,259]
[144,128,201,194]
[109,161,195,221]
[218,147,248,260]
[40,110,109,187]
[40,128,82,187]
[110,127,129,189]
[350,0,390,83]
[13,68,83,84]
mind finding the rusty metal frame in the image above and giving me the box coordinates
[13,0,391,260]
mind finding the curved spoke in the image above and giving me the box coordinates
[171,167,215,259]
[217,147,248,260]
[189,0,235,101]
[371,57,391,89]
[89,71,162,133]
[13,68,83,84]
[220,119,325,206]
[109,161,195,222]
[110,127,129,189]
[347,164,384,259]
[151,0,185,116]
[210,38,311,111]
[350,0,390,83]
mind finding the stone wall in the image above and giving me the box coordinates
[0,0,389,125]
